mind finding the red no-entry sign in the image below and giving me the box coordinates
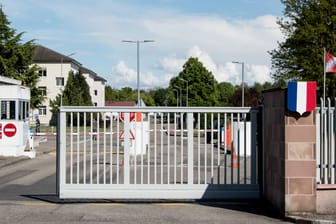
[3,123,17,137]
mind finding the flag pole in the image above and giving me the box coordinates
[323,47,326,104]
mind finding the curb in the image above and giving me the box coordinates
[288,216,336,224]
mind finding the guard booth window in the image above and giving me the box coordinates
[17,101,30,121]
[0,100,16,120]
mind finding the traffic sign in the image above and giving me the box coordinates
[3,123,17,137]
[120,112,135,122]
[119,130,135,140]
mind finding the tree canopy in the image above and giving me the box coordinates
[0,7,42,108]
[169,57,218,106]
[270,0,336,98]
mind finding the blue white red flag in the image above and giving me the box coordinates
[287,81,316,115]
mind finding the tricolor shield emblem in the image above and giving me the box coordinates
[287,81,316,115]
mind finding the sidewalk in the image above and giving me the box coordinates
[0,135,56,169]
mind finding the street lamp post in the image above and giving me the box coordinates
[179,78,188,107]
[174,86,182,107]
[122,40,154,107]
[232,61,245,107]
[60,52,76,106]
[173,89,179,107]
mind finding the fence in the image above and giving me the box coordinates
[316,98,336,184]
[57,106,261,199]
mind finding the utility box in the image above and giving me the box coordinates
[0,76,35,158]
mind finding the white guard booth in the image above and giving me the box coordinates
[0,76,35,158]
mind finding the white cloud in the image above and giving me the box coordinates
[158,57,184,73]
[3,1,283,88]
[156,46,272,86]
[111,61,174,88]
[112,61,137,85]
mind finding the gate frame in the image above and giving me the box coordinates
[57,106,262,200]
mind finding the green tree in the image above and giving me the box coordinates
[62,71,92,106]
[140,91,155,106]
[0,7,42,108]
[169,57,218,106]
[105,86,119,101]
[118,87,136,101]
[269,0,336,98]
[217,82,236,106]
[49,71,92,125]
[229,85,260,107]
[150,88,169,106]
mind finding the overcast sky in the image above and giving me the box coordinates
[2,0,284,89]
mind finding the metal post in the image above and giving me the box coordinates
[122,40,154,107]
[232,61,245,107]
[137,41,140,107]
[179,78,188,107]
[175,86,182,107]
[173,89,179,107]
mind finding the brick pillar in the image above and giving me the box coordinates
[285,110,316,212]
[263,88,316,214]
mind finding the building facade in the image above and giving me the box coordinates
[32,45,106,125]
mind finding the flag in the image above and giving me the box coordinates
[287,81,316,115]
[326,51,336,73]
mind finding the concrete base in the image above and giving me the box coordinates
[316,185,336,214]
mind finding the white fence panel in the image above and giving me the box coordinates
[57,107,261,199]
[316,98,336,184]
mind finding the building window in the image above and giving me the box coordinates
[38,106,47,116]
[56,77,64,86]
[94,90,98,96]
[94,102,97,107]
[38,86,47,96]
[38,67,47,77]
[1,100,16,120]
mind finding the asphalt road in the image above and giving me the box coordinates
[0,136,295,224]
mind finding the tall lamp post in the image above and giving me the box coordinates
[60,52,76,106]
[179,78,188,107]
[232,61,245,107]
[173,89,179,107]
[174,86,182,107]
[122,40,154,107]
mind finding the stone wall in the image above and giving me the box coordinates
[263,88,316,213]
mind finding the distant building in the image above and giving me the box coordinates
[32,45,106,125]
[105,101,136,107]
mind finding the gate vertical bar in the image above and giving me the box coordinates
[58,109,66,195]
[187,113,194,184]
[70,112,73,184]
[124,113,130,185]
[316,107,321,183]
[251,110,258,184]
[83,112,86,184]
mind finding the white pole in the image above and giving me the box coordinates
[323,47,326,104]
[122,40,154,107]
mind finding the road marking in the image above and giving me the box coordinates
[89,203,124,206]
[155,203,189,206]
[19,201,55,206]
[48,151,56,156]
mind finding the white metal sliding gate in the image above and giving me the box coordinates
[57,107,261,199]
